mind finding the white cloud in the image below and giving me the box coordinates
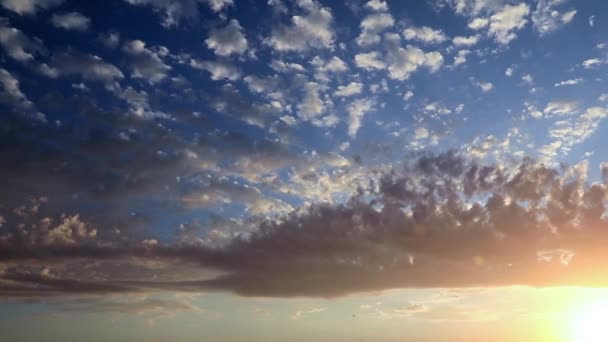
[0,0,63,15]
[468,17,488,30]
[545,107,607,158]
[204,0,233,12]
[280,115,297,126]
[243,75,279,94]
[311,56,348,79]
[123,0,233,27]
[453,49,470,66]
[442,0,510,16]
[190,59,240,81]
[582,58,603,69]
[334,82,363,97]
[532,0,577,35]
[414,127,429,140]
[505,67,513,76]
[599,94,608,102]
[452,35,479,46]
[355,51,386,70]
[346,98,374,137]
[42,50,124,83]
[51,12,91,31]
[322,56,348,73]
[455,103,464,113]
[423,102,451,115]
[477,82,493,92]
[544,100,578,116]
[388,47,443,80]
[521,73,533,85]
[0,68,34,111]
[123,40,171,84]
[488,3,530,45]
[554,78,582,87]
[0,20,46,62]
[403,26,448,44]
[588,15,595,27]
[270,59,306,73]
[403,90,414,101]
[298,82,326,120]
[205,19,248,56]
[268,0,334,51]
[357,12,394,46]
[366,0,388,11]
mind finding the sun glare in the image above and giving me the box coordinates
[570,297,608,342]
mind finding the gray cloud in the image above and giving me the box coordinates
[50,12,91,31]
[0,0,63,15]
[122,0,233,27]
[2,153,608,298]
[0,19,46,62]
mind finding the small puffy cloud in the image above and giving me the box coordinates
[388,47,443,80]
[270,59,306,73]
[366,0,388,11]
[554,78,582,87]
[346,98,374,137]
[355,51,386,70]
[488,3,530,45]
[334,82,363,97]
[544,100,578,116]
[442,0,507,16]
[414,127,429,140]
[315,56,348,73]
[123,0,233,27]
[423,102,451,115]
[205,19,248,56]
[0,20,46,62]
[123,40,171,84]
[532,0,577,35]
[41,50,124,83]
[545,106,607,158]
[268,0,334,51]
[190,59,240,81]
[582,58,604,69]
[403,90,414,101]
[298,82,326,120]
[589,15,595,27]
[468,17,488,30]
[505,67,513,76]
[0,68,35,111]
[521,73,533,85]
[0,0,63,15]
[403,26,448,44]
[280,115,297,126]
[51,12,91,31]
[243,74,279,94]
[452,35,479,47]
[204,0,233,12]
[98,31,121,49]
[453,49,470,66]
[357,12,394,46]
[311,56,348,81]
[477,82,494,92]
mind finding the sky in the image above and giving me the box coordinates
[0,0,608,340]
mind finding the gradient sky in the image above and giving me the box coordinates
[1,0,608,341]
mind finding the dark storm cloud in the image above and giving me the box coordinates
[2,152,608,297]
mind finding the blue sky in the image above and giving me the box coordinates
[1,0,608,340]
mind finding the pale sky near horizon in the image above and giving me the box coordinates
[0,0,608,340]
